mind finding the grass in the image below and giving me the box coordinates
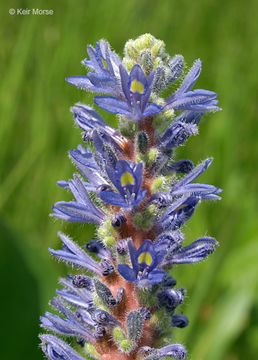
[1,0,258,359]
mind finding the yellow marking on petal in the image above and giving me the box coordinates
[101,58,108,69]
[121,172,134,186]
[138,252,153,266]
[130,79,144,94]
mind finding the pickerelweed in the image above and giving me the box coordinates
[40,34,222,360]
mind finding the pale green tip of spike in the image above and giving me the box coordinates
[123,58,135,71]
[113,326,127,342]
[134,34,155,51]
[125,40,139,60]
[151,40,165,57]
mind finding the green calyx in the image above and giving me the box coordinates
[113,327,133,353]
[97,218,118,249]
[84,343,101,360]
[132,204,156,230]
[138,288,158,307]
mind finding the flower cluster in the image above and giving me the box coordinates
[40,34,221,360]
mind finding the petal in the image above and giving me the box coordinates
[168,55,185,83]
[119,64,131,103]
[40,334,86,360]
[172,158,213,191]
[175,110,204,125]
[171,237,219,264]
[129,64,147,94]
[163,160,194,175]
[158,344,187,359]
[95,95,131,115]
[51,201,103,224]
[71,103,109,131]
[117,264,137,282]
[143,103,163,117]
[127,240,138,271]
[134,189,147,205]
[172,183,222,196]
[136,240,155,268]
[166,59,202,104]
[99,190,127,207]
[148,270,166,285]
[65,75,92,90]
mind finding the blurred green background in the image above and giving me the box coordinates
[1,0,258,359]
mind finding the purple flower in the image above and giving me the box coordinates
[66,39,122,96]
[95,64,162,121]
[157,121,198,150]
[42,35,222,360]
[140,343,187,360]
[164,59,221,113]
[157,344,187,359]
[52,174,106,224]
[150,158,222,210]
[117,239,166,286]
[98,160,146,208]
[71,103,124,148]
[49,232,103,275]
[162,237,219,266]
[40,297,96,340]
[40,334,86,360]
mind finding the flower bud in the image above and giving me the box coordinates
[136,131,149,154]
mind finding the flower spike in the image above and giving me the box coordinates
[41,34,222,360]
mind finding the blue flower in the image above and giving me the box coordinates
[94,64,162,121]
[157,344,187,359]
[150,158,222,209]
[154,195,200,234]
[139,343,187,360]
[66,40,122,96]
[40,297,97,340]
[40,334,86,360]
[170,158,222,200]
[49,232,103,275]
[98,160,146,208]
[161,237,219,265]
[71,103,124,149]
[157,121,198,151]
[52,174,106,224]
[69,145,108,192]
[164,60,221,113]
[117,239,166,286]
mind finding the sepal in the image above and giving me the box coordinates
[127,310,144,342]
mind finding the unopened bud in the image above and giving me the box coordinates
[127,311,144,342]
[136,131,149,154]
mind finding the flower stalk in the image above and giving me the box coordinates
[40,34,221,360]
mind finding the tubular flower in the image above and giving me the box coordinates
[98,160,147,208]
[117,239,166,286]
[95,64,162,120]
[40,34,222,360]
